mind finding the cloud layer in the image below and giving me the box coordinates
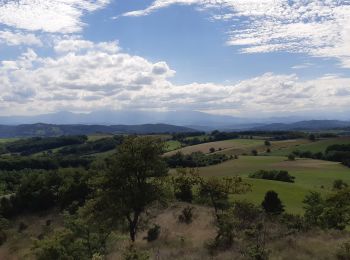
[1,39,350,116]
[124,0,350,68]
[0,0,110,33]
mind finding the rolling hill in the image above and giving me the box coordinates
[0,123,196,138]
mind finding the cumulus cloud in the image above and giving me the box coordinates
[0,0,111,33]
[123,0,350,68]
[0,39,350,116]
[0,30,42,46]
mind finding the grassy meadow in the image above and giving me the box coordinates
[165,138,264,156]
[194,155,350,214]
[269,137,350,156]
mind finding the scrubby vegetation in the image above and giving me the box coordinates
[249,170,295,183]
[165,151,230,168]
[1,133,350,259]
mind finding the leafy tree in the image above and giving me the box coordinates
[333,179,348,190]
[261,190,284,215]
[288,154,296,161]
[172,168,198,203]
[303,190,350,230]
[198,176,251,219]
[251,150,258,156]
[98,136,168,242]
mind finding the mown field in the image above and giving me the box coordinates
[195,155,350,214]
[165,139,264,156]
[269,137,350,156]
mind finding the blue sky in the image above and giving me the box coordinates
[0,0,349,118]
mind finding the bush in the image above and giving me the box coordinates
[288,154,296,161]
[336,241,350,260]
[145,225,161,242]
[178,206,194,224]
[209,147,215,153]
[124,246,150,260]
[251,150,258,156]
[333,179,348,190]
[0,230,7,246]
[262,190,284,215]
[249,170,295,183]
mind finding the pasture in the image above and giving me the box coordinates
[165,139,263,156]
[196,155,350,214]
[269,137,350,156]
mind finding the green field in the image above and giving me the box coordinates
[0,138,19,143]
[269,137,350,156]
[165,140,182,152]
[165,139,264,156]
[195,156,350,214]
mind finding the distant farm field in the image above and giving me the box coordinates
[165,140,182,152]
[165,139,263,156]
[194,155,350,214]
[0,138,19,143]
[269,137,350,156]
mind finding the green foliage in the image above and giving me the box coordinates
[0,169,91,218]
[264,140,271,146]
[251,150,258,156]
[5,135,87,155]
[166,151,229,168]
[58,136,123,156]
[172,168,198,203]
[34,200,116,260]
[123,246,150,260]
[336,241,350,260]
[198,176,251,216]
[261,190,284,215]
[145,224,160,242]
[333,179,348,190]
[249,170,295,183]
[98,136,168,241]
[288,153,296,161]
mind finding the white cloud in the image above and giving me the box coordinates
[123,0,350,68]
[0,39,350,116]
[0,0,111,33]
[0,30,42,46]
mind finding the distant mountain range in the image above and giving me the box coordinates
[0,111,349,137]
[0,110,340,130]
[0,123,196,138]
[253,120,350,131]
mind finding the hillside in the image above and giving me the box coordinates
[0,123,196,138]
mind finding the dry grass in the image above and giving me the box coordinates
[0,209,64,260]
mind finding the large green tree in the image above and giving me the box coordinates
[100,136,168,242]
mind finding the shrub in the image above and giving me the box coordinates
[209,147,215,153]
[262,190,284,215]
[336,241,350,260]
[333,179,348,190]
[251,150,258,156]
[288,154,296,161]
[123,246,150,260]
[145,225,161,242]
[249,170,295,183]
[0,230,7,246]
[264,140,271,146]
[178,206,194,224]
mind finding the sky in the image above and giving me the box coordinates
[0,0,349,118]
